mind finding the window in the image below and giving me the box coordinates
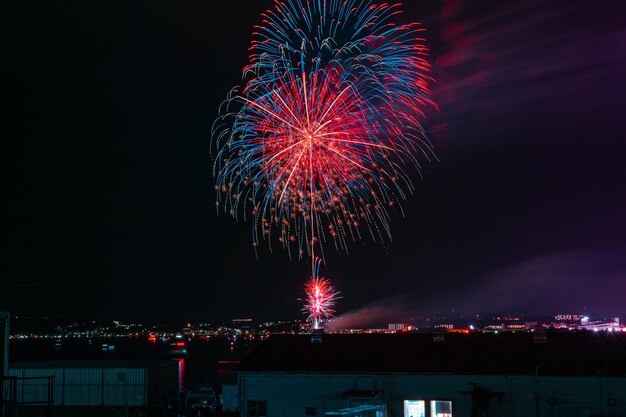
[404,400,425,417]
[404,400,452,417]
[248,400,267,417]
[430,401,452,417]
[116,372,126,383]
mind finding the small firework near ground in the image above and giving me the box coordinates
[302,259,341,330]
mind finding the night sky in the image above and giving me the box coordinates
[3,0,626,324]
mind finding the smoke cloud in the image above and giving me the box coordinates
[329,247,626,329]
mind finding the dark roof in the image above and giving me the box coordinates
[236,332,626,376]
[10,360,176,369]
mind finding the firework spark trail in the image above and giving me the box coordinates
[302,258,341,329]
[212,0,436,268]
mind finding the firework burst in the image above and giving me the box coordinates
[213,0,436,261]
[302,258,341,329]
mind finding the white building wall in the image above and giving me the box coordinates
[239,373,626,417]
[8,367,149,406]
[223,384,240,413]
[240,373,386,417]
[63,368,102,405]
[103,367,146,406]
[504,375,626,417]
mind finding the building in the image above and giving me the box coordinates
[235,332,626,417]
[223,384,239,413]
[578,317,621,332]
[8,360,180,407]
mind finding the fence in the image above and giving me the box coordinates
[3,379,179,407]
[1,375,54,417]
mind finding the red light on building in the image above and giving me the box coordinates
[448,328,470,334]
[217,360,240,365]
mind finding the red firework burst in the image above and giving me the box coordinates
[302,259,341,329]
[213,1,436,261]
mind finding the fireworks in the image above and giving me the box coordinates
[212,0,436,260]
[302,259,341,329]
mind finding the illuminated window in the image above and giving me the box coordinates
[404,400,425,417]
[248,400,267,417]
[430,401,452,417]
[405,400,452,417]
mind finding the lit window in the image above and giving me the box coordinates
[404,400,425,417]
[430,401,452,417]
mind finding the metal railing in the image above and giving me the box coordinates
[1,375,54,417]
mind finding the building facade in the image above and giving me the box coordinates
[238,372,626,417]
[235,333,626,417]
[8,360,179,407]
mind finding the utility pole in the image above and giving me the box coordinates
[0,312,9,417]
[0,312,8,377]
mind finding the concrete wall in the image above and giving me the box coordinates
[238,372,626,417]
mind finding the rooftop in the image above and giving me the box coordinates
[236,332,626,376]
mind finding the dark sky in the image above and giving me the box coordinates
[3,0,626,323]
